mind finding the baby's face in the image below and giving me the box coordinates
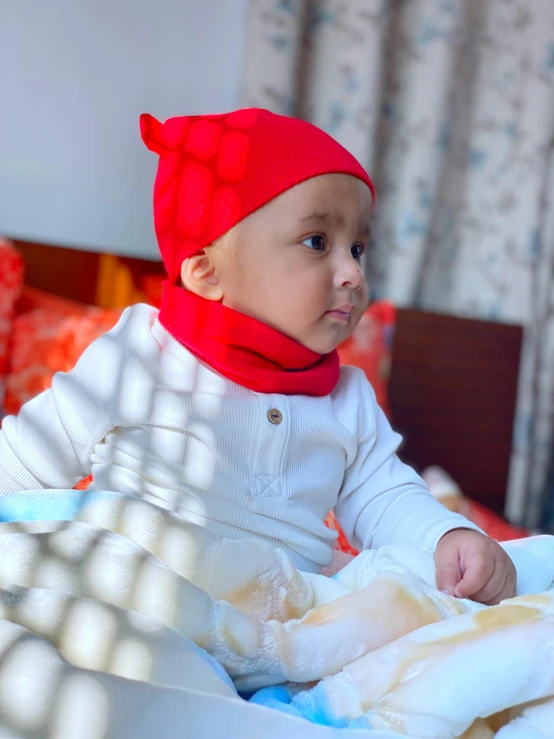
[210,173,371,354]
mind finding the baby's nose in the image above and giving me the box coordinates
[335,256,365,289]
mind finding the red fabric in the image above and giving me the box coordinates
[0,241,24,392]
[466,500,529,542]
[326,301,396,553]
[141,274,164,308]
[140,108,375,282]
[337,301,396,417]
[4,288,120,416]
[14,285,89,317]
[324,511,360,557]
[159,282,339,396]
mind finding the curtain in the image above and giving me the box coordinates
[241,0,554,528]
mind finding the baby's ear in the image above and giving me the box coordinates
[180,253,222,301]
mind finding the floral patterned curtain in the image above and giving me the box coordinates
[241,0,554,528]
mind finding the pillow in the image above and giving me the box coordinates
[0,240,24,415]
[141,274,164,309]
[324,511,360,557]
[336,301,395,418]
[14,284,92,317]
[422,466,529,542]
[4,288,120,416]
[326,301,396,555]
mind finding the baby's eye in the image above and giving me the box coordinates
[351,243,365,261]
[302,235,326,251]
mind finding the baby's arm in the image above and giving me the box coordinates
[335,375,516,604]
[0,308,136,494]
[334,372,483,555]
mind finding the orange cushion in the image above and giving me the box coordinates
[324,511,360,557]
[337,301,395,418]
[326,301,396,554]
[466,500,528,541]
[442,495,529,542]
[14,284,93,317]
[4,289,120,416]
[0,240,24,412]
[141,274,164,309]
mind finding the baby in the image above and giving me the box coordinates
[0,108,515,604]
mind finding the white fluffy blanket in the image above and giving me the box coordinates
[0,488,552,738]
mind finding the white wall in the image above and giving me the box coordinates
[0,0,247,259]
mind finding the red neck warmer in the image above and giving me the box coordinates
[158,283,340,396]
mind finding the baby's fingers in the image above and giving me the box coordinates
[435,552,462,596]
[473,558,517,605]
[453,550,494,599]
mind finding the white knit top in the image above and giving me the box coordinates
[0,304,479,572]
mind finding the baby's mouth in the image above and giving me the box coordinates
[325,304,354,322]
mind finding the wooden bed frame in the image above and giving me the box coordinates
[13,239,524,516]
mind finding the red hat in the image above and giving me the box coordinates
[140,108,375,282]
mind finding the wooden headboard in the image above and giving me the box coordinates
[13,239,523,515]
[389,310,522,515]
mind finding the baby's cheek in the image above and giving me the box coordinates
[361,283,371,309]
[350,310,366,334]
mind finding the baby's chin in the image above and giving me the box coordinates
[300,325,358,355]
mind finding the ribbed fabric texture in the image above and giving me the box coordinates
[158,282,340,396]
[0,304,480,572]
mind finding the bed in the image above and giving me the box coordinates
[2,237,549,739]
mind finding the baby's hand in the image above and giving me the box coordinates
[435,529,516,605]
